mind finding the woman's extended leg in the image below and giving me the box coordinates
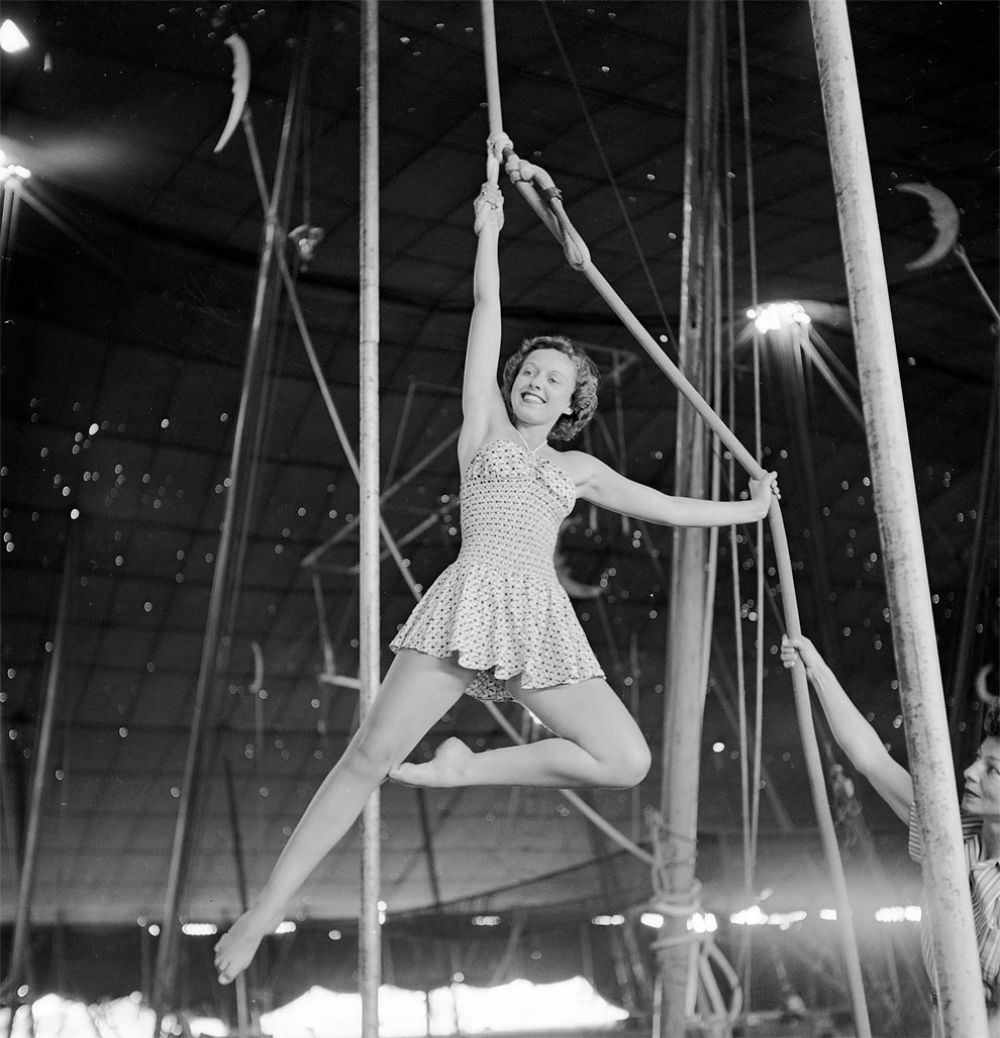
[389,678,651,790]
[214,649,471,984]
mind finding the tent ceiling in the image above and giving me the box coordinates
[2,0,997,993]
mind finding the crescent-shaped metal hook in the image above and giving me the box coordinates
[896,181,960,271]
[214,33,251,154]
[975,662,997,707]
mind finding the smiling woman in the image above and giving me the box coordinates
[212,136,778,987]
[501,336,599,446]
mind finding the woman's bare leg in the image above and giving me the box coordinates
[213,649,471,984]
[389,678,651,790]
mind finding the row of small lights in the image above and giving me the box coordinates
[593,904,921,931]
[148,901,921,942]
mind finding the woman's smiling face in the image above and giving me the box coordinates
[963,736,1000,821]
[509,348,577,428]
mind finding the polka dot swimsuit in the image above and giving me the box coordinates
[390,437,605,700]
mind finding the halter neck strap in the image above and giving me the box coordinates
[514,428,546,455]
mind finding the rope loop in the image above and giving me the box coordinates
[647,879,704,919]
[491,142,592,270]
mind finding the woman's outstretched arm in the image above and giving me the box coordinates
[781,634,913,823]
[569,453,777,527]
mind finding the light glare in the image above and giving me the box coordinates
[180,922,218,936]
[875,905,921,923]
[748,301,811,335]
[591,913,625,926]
[0,19,29,53]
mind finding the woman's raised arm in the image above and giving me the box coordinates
[458,172,510,467]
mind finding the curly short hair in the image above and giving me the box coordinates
[500,335,599,443]
[984,702,1000,739]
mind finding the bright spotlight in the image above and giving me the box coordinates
[0,162,31,184]
[746,301,811,336]
[0,19,30,53]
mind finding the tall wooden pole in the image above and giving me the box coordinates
[358,2,382,1035]
[809,1,988,1033]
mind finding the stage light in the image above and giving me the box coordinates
[0,165,30,183]
[181,922,218,936]
[591,913,625,926]
[688,912,717,934]
[0,148,31,183]
[0,19,29,53]
[746,301,811,336]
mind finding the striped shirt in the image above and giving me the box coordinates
[908,806,1000,1007]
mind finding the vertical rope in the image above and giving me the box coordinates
[480,0,504,139]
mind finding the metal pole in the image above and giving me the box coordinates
[4,528,76,996]
[359,2,382,1035]
[809,1,988,1032]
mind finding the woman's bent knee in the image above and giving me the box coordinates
[606,739,652,788]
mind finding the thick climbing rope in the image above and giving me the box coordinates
[477,3,872,1036]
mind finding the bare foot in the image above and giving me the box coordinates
[214,906,278,985]
[389,737,473,787]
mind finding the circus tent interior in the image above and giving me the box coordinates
[1,0,998,1034]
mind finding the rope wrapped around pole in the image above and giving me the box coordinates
[477,2,871,1034]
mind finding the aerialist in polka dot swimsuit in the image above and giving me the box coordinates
[214,134,778,986]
